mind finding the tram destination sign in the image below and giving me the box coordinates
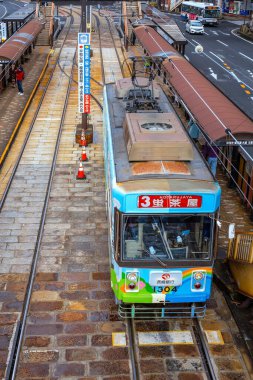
[138,195,202,208]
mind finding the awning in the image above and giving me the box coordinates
[0,19,43,63]
[163,58,253,142]
[134,25,179,58]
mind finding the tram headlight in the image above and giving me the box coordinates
[125,271,139,292]
[193,271,204,281]
[127,272,138,282]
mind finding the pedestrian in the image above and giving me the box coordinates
[188,120,199,142]
[15,64,25,95]
[203,142,219,176]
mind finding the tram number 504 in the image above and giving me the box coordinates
[154,286,177,293]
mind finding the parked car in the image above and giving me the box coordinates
[185,20,204,34]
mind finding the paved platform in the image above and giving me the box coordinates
[0,46,50,160]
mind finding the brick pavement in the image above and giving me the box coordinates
[217,168,253,252]
[0,46,50,159]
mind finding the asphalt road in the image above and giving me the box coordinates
[0,0,26,20]
[172,15,253,120]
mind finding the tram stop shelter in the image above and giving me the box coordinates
[143,6,187,55]
[0,19,44,91]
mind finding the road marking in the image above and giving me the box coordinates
[240,84,246,88]
[239,52,253,63]
[205,330,224,345]
[204,32,209,35]
[138,331,194,346]
[230,71,241,83]
[211,73,218,80]
[188,40,253,91]
[8,1,23,7]
[0,4,8,18]
[220,31,230,36]
[245,90,251,95]
[112,332,126,347]
[217,40,228,47]
[212,31,218,35]
[209,67,218,80]
[209,51,224,62]
[184,55,190,61]
[231,28,253,45]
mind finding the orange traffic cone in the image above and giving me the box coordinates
[79,131,87,147]
[76,161,86,180]
[81,147,88,161]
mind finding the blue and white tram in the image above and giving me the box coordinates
[103,76,221,318]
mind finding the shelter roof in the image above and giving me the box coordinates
[163,58,253,141]
[134,25,179,57]
[0,19,43,63]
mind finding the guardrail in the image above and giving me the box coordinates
[227,231,253,264]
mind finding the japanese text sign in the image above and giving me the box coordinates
[78,33,90,114]
[138,195,202,208]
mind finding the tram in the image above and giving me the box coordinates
[103,69,221,318]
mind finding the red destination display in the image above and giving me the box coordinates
[138,195,202,208]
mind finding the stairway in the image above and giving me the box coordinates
[36,2,54,46]
[122,1,142,48]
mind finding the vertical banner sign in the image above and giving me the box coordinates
[78,33,90,114]
[1,23,7,43]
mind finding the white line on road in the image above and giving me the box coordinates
[239,52,253,63]
[209,51,224,62]
[212,31,218,35]
[231,28,253,45]
[217,40,228,47]
[220,31,230,36]
[0,4,8,18]
[187,40,253,92]
[8,1,23,7]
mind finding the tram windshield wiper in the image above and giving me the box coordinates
[138,247,167,267]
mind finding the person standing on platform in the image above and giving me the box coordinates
[15,65,25,96]
[203,142,219,176]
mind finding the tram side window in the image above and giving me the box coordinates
[122,215,213,261]
[114,208,121,261]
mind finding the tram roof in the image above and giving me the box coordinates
[105,82,215,184]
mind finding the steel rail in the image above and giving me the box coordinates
[127,319,140,380]
[105,15,125,78]
[5,15,79,380]
[93,12,106,85]
[0,11,74,212]
[193,319,218,380]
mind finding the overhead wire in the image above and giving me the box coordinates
[110,6,253,211]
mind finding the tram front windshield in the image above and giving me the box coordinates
[123,215,213,261]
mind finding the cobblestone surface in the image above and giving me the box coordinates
[0,7,252,380]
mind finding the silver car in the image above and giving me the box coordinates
[186,20,204,34]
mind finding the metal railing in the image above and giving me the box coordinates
[227,232,253,264]
[119,303,206,319]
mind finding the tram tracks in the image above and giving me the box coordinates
[1,11,81,379]
[127,318,219,380]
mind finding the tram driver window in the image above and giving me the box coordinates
[122,215,213,261]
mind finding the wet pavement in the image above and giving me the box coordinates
[0,7,253,380]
